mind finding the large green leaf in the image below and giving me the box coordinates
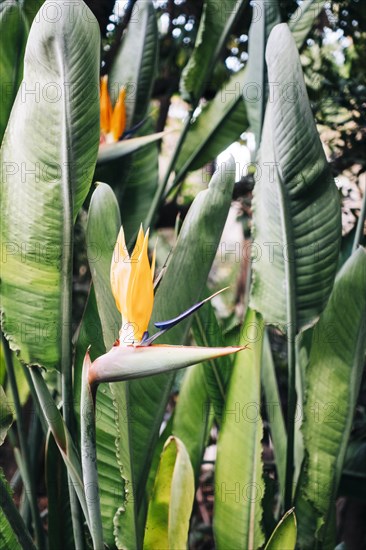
[129,158,236,502]
[0,1,28,143]
[288,0,326,49]
[109,0,158,128]
[175,68,248,180]
[214,309,265,549]
[295,247,366,549]
[0,0,100,370]
[174,0,324,180]
[84,184,129,548]
[244,0,281,145]
[87,159,235,547]
[249,23,341,330]
[144,436,194,550]
[264,508,297,550]
[180,0,247,102]
[0,385,13,446]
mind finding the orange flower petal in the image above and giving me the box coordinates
[111,85,126,141]
[100,75,112,134]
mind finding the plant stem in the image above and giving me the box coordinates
[1,333,45,549]
[275,176,298,508]
[144,110,194,229]
[352,183,366,253]
[0,473,37,550]
[80,355,104,549]
[284,324,297,510]
[144,1,247,228]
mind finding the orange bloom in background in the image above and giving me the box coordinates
[111,225,156,344]
[100,75,126,143]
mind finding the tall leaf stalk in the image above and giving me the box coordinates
[1,334,44,548]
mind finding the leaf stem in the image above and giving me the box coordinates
[274,171,298,508]
[1,333,45,549]
[0,473,37,550]
[144,1,248,228]
[144,110,194,228]
[29,367,91,533]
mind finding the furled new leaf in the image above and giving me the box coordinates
[264,508,297,550]
[249,24,341,330]
[144,436,194,550]
[0,0,100,370]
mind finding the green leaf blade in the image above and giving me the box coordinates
[249,23,341,330]
[144,436,194,550]
[0,0,100,370]
[214,309,265,549]
[265,508,297,550]
[296,248,366,548]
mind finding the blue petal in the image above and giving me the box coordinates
[154,287,229,330]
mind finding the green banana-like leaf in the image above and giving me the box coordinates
[87,159,236,547]
[0,385,13,446]
[249,23,341,330]
[109,0,158,128]
[74,293,121,549]
[84,184,131,547]
[264,508,297,550]
[244,0,280,146]
[97,132,165,164]
[143,436,194,550]
[288,0,326,49]
[214,309,265,549]
[180,0,247,102]
[295,247,366,549]
[29,366,91,531]
[0,1,28,143]
[0,0,100,370]
[173,364,213,478]
[175,0,328,182]
[175,68,248,181]
[192,301,233,424]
